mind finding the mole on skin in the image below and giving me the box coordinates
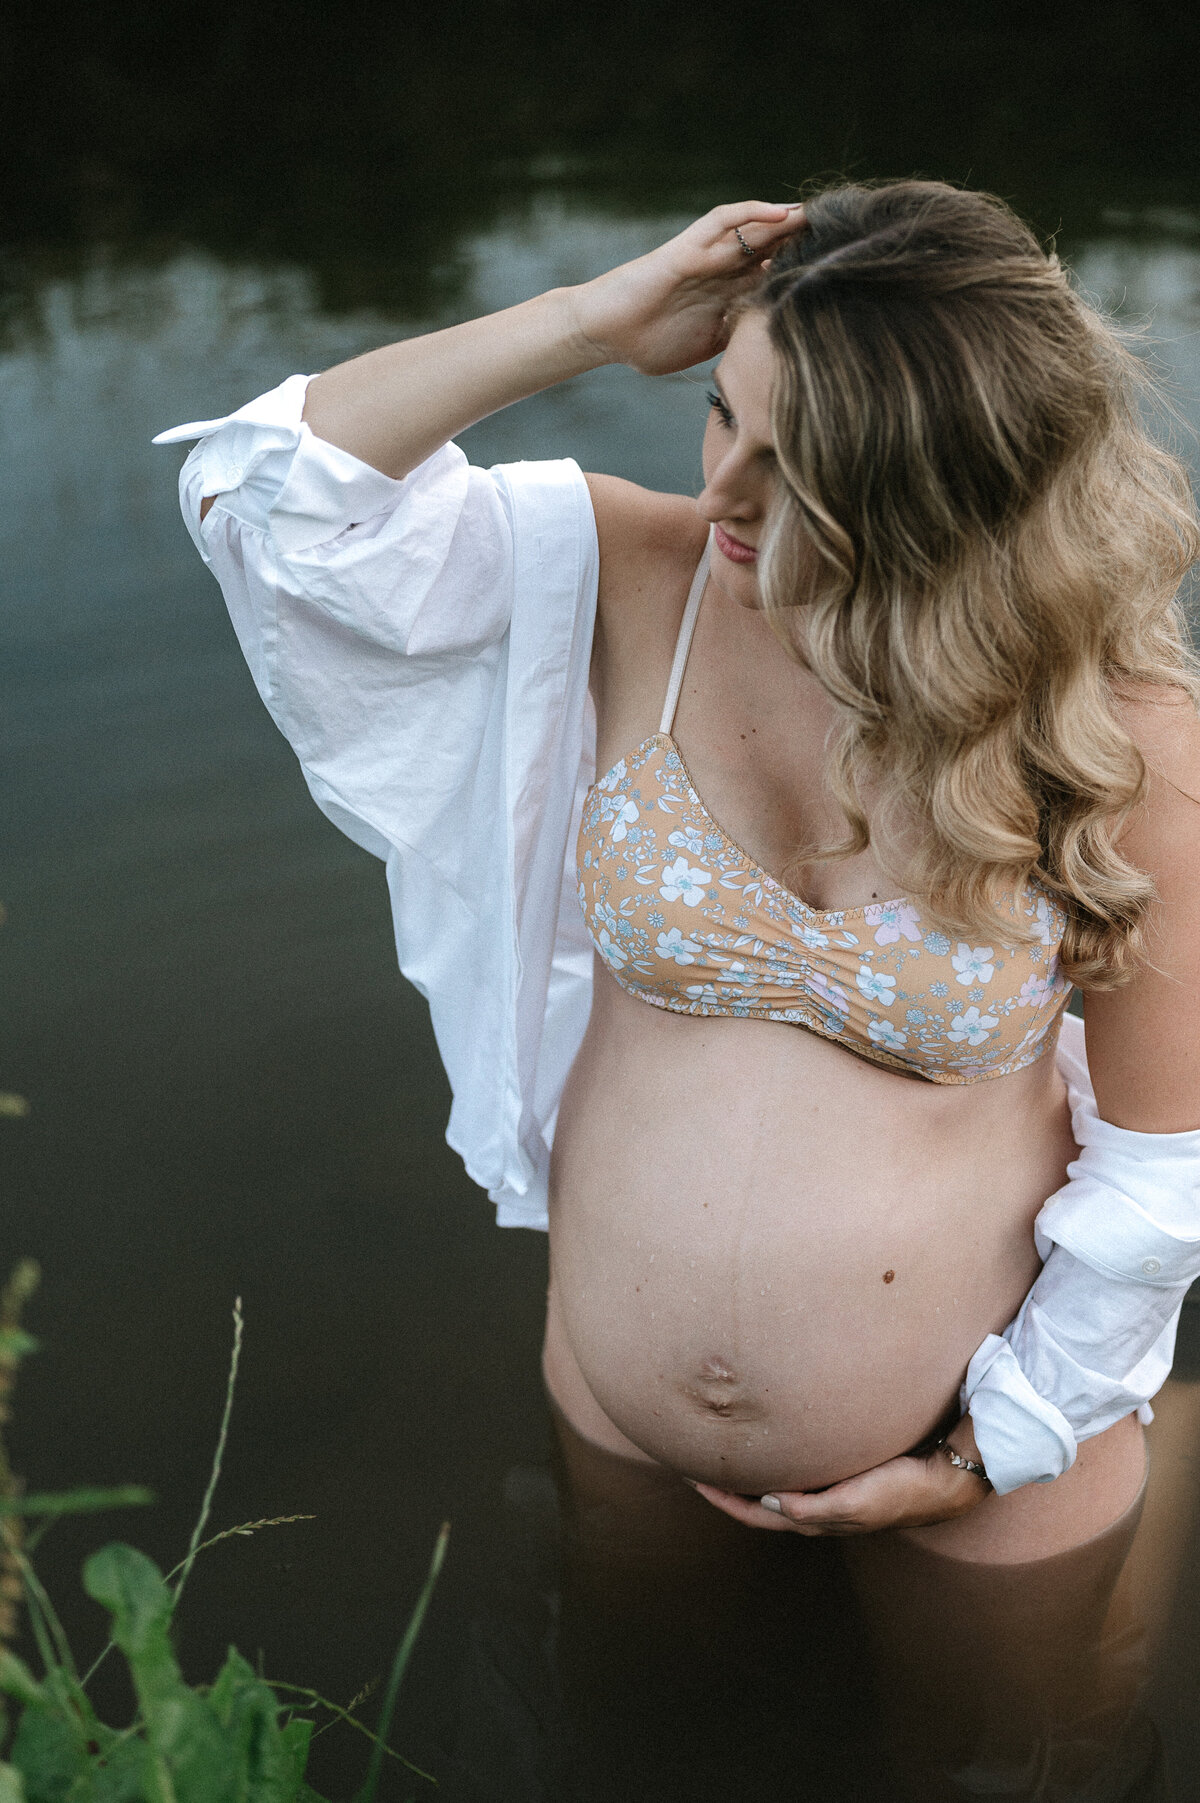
[883,1269,895,1283]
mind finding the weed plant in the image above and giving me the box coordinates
[0,1263,447,1802]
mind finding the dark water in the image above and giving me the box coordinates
[4,10,1200,1797]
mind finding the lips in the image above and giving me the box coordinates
[714,523,758,564]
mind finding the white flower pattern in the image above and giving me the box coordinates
[952,944,995,986]
[659,856,711,906]
[855,964,897,1005]
[865,900,922,945]
[656,928,703,965]
[948,1006,1000,1046]
[577,731,1070,1082]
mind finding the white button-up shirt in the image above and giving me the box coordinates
[156,374,1200,1494]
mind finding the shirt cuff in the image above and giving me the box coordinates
[154,374,415,555]
[961,1334,1077,1493]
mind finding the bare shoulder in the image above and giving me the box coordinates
[584,472,708,626]
[1111,680,1200,867]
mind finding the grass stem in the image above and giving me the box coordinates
[173,1296,243,1612]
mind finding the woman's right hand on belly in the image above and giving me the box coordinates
[691,1438,992,1537]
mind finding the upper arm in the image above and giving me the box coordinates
[1083,686,1200,1131]
[199,495,215,523]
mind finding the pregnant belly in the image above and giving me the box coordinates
[546,972,1074,1495]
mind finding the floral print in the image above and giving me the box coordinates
[659,856,711,906]
[577,732,1072,1084]
[856,964,897,1005]
[948,1006,1000,1046]
[866,900,922,945]
[952,944,996,986]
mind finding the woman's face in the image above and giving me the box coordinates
[696,309,778,610]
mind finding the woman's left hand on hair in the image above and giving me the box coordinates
[690,1444,991,1535]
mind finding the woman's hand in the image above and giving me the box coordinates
[303,199,805,480]
[567,201,806,376]
[691,1441,992,1536]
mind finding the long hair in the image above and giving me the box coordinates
[747,180,1200,987]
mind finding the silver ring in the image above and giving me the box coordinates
[734,226,756,258]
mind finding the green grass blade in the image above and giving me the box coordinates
[0,1488,153,1518]
[355,1522,449,1803]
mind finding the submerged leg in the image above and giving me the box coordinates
[846,1414,1166,1800]
[548,1392,893,1803]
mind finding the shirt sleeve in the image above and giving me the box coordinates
[962,1009,1200,1493]
[155,375,600,1227]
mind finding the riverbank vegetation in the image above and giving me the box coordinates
[0,1265,446,1802]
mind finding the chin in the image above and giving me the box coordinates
[713,564,762,610]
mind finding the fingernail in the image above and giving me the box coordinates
[760,1494,783,1514]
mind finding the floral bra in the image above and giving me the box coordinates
[576,536,1073,1084]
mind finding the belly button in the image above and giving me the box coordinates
[687,1355,756,1419]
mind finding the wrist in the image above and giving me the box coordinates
[940,1414,992,1492]
[552,284,619,374]
[945,1413,983,1465]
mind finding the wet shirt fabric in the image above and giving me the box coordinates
[577,541,1073,1083]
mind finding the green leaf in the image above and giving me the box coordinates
[8,1704,88,1803]
[82,1547,178,1694]
[206,1648,315,1802]
[0,1330,38,1361]
[276,1720,315,1801]
[0,1763,26,1803]
[83,1545,239,1802]
[66,1736,148,1803]
[0,1490,154,1520]
[0,1652,43,1708]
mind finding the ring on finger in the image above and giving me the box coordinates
[734,226,757,258]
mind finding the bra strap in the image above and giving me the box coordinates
[659,532,713,736]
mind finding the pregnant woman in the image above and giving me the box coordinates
[159,182,1200,1796]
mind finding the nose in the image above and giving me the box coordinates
[697,455,758,524]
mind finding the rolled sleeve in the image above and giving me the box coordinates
[964,1011,1200,1492]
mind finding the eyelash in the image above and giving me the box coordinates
[706,388,734,428]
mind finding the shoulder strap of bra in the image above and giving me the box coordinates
[659,532,713,736]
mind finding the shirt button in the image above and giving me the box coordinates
[225,465,244,486]
[1141,1257,1161,1276]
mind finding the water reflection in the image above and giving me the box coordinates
[3,203,1200,1798]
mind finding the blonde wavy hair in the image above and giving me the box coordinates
[746,179,1200,988]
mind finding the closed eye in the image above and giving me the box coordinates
[706,387,734,429]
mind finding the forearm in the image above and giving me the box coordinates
[301,286,608,480]
[963,1015,1200,1494]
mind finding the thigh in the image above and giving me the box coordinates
[846,1431,1160,1800]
